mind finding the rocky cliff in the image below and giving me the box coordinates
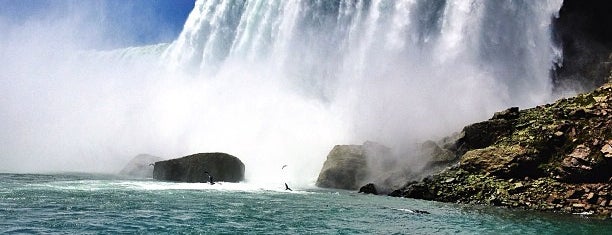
[389,83,612,217]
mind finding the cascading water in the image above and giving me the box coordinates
[160,0,563,184]
[0,0,564,187]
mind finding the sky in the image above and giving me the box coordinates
[0,0,195,48]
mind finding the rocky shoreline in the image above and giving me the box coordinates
[388,83,612,218]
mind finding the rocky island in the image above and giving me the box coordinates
[153,153,245,183]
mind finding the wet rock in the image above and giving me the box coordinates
[316,143,369,190]
[316,141,400,191]
[153,153,245,183]
[492,107,520,120]
[456,119,513,154]
[388,189,403,197]
[358,183,378,195]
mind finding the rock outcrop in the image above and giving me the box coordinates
[119,154,163,178]
[391,83,612,217]
[358,183,378,195]
[315,141,394,190]
[153,153,245,183]
[316,144,369,190]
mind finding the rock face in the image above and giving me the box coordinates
[391,83,612,217]
[119,154,163,178]
[153,153,245,183]
[316,139,460,192]
[553,0,612,90]
[358,183,378,195]
[315,144,369,190]
[315,141,396,190]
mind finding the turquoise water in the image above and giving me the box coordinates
[1,173,610,234]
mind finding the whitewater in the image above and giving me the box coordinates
[2,173,611,234]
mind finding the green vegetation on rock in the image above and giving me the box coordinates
[391,83,612,218]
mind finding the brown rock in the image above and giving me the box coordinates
[573,203,586,208]
[586,192,597,204]
[460,145,538,178]
[569,145,591,160]
[587,192,595,199]
[601,143,612,158]
[565,189,578,199]
[599,199,607,207]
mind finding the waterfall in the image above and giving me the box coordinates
[162,0,563,146]
[0,0,564,184]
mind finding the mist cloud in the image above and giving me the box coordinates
[0,1,564,188]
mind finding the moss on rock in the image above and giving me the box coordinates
[391,83,612,218]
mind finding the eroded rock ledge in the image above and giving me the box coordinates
[390,83,612,218]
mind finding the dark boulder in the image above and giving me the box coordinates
[400,181,435,200]
[456,119,513,155]
[119,154,163,178]
[153,153,245,183]
[358,183,378,195]
[492,107,520,120]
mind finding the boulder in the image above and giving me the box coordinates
[557,144,610,182]
[456,119,513,155]
[119,154,163,178]
[460,145,541,179]
[315,144,368,190]
[358,183,378,195]
[492,107,520,120]
[153,153,245,183]
[601,141,612,158]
